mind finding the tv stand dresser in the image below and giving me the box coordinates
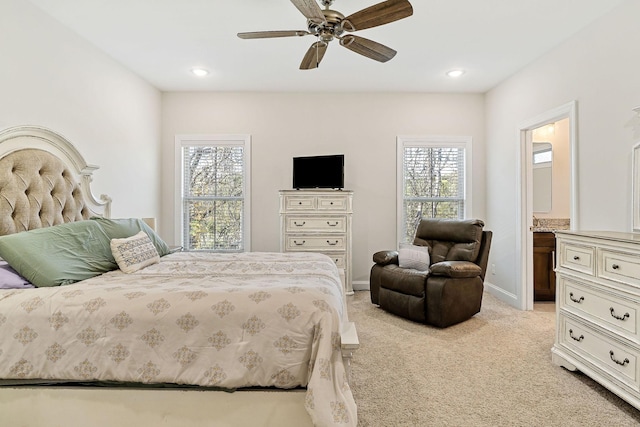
[552,230,640,410]
[279,189,353,295]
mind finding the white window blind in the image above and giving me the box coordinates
[397,137,470,243]
[177,135,251,252]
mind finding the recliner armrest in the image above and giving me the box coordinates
[373,250,399,266]
[429,261,482,278]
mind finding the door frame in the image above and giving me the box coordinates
[516,101,578,310]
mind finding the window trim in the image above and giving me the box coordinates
[396,135,472,244]
[174,134,251,251]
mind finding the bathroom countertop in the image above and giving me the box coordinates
[530,218,570,233]
[531,226,569,232]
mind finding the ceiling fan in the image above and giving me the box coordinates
[237,0,413,70]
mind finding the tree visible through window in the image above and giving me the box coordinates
[398,137,469,242]
[178,136,251,252]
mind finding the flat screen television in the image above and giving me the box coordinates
[293,154,344,189]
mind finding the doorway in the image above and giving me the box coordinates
[517,101,578,311]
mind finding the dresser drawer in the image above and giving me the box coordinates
[285,235,346,251]
[599,249,640,289]
[285,216,347,233]
[283,195,316,210]
[561,278,639,339]
[559,241,596,275]
[280,190,353,294]
[317,196,348,211]
[323,253,346,268]
[559,315,640,389]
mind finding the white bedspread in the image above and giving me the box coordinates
[0,251,356,426]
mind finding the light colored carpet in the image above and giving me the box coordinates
[347,291,640,427]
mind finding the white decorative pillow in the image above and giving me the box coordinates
[398,243,431,271]
[110,231,160,274]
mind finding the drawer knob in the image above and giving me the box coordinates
[573,255,580,261]
[610,307,630,321]
[327,240,339,246]
[327,221,339,227]
[330,202,334,205]
[294,221,306,227]
[612,263,620,270]
[609,350,630,367]
[293,240,306,246]
[298,201,302,205]
[569,329,584,342]
[569,293,584,304]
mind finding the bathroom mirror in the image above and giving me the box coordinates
[533,142,552,213]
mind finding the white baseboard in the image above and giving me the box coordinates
[484,280,519,307]
[352,280,369,291]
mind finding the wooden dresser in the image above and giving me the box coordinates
[533,231,557,301]
[552,230,640,410]
[279,190,353,295]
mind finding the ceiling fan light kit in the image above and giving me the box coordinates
[237,0,413,70]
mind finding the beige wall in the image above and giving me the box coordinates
[10,0,638,303]
[0,0,162,220]
[161,92,486,285]
[485,0,640,306]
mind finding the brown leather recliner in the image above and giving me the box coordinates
[370,218,492,328]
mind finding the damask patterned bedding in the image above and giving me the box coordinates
[0,251,356,427]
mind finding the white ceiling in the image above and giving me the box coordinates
[27,0,625,93]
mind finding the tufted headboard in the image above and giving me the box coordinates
[0,126,111,236]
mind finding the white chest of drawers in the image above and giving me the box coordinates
[552,230,640,409]
[279,190,353,295]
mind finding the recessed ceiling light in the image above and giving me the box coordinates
[446,69,465,78]
[191,68,209,77]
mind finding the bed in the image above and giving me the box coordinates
[0,125,358,427]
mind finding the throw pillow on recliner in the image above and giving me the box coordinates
[398,243,430,271]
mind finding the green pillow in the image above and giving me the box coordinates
[90,217,171,257]
[0,220,117,287]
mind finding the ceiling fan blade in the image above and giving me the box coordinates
[342,0,413,32]
[300,41,328,70]
[290,0,326,24]
[339,35,396,62]
[237,30,310,39]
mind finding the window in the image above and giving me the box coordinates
[397,136,471,243]
[175,135,251,252]
[533,148,552,164]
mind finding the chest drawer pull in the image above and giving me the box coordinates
[612,264,620,270]
[573,255,580,260]
[610,307,630,321]
[293,221,306,227]
[293,240,306,246]
[326,240,339,246]
[609,350,630,366]
[569,329,584,342]
[327,221,339,227]
[569,292,584,303]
